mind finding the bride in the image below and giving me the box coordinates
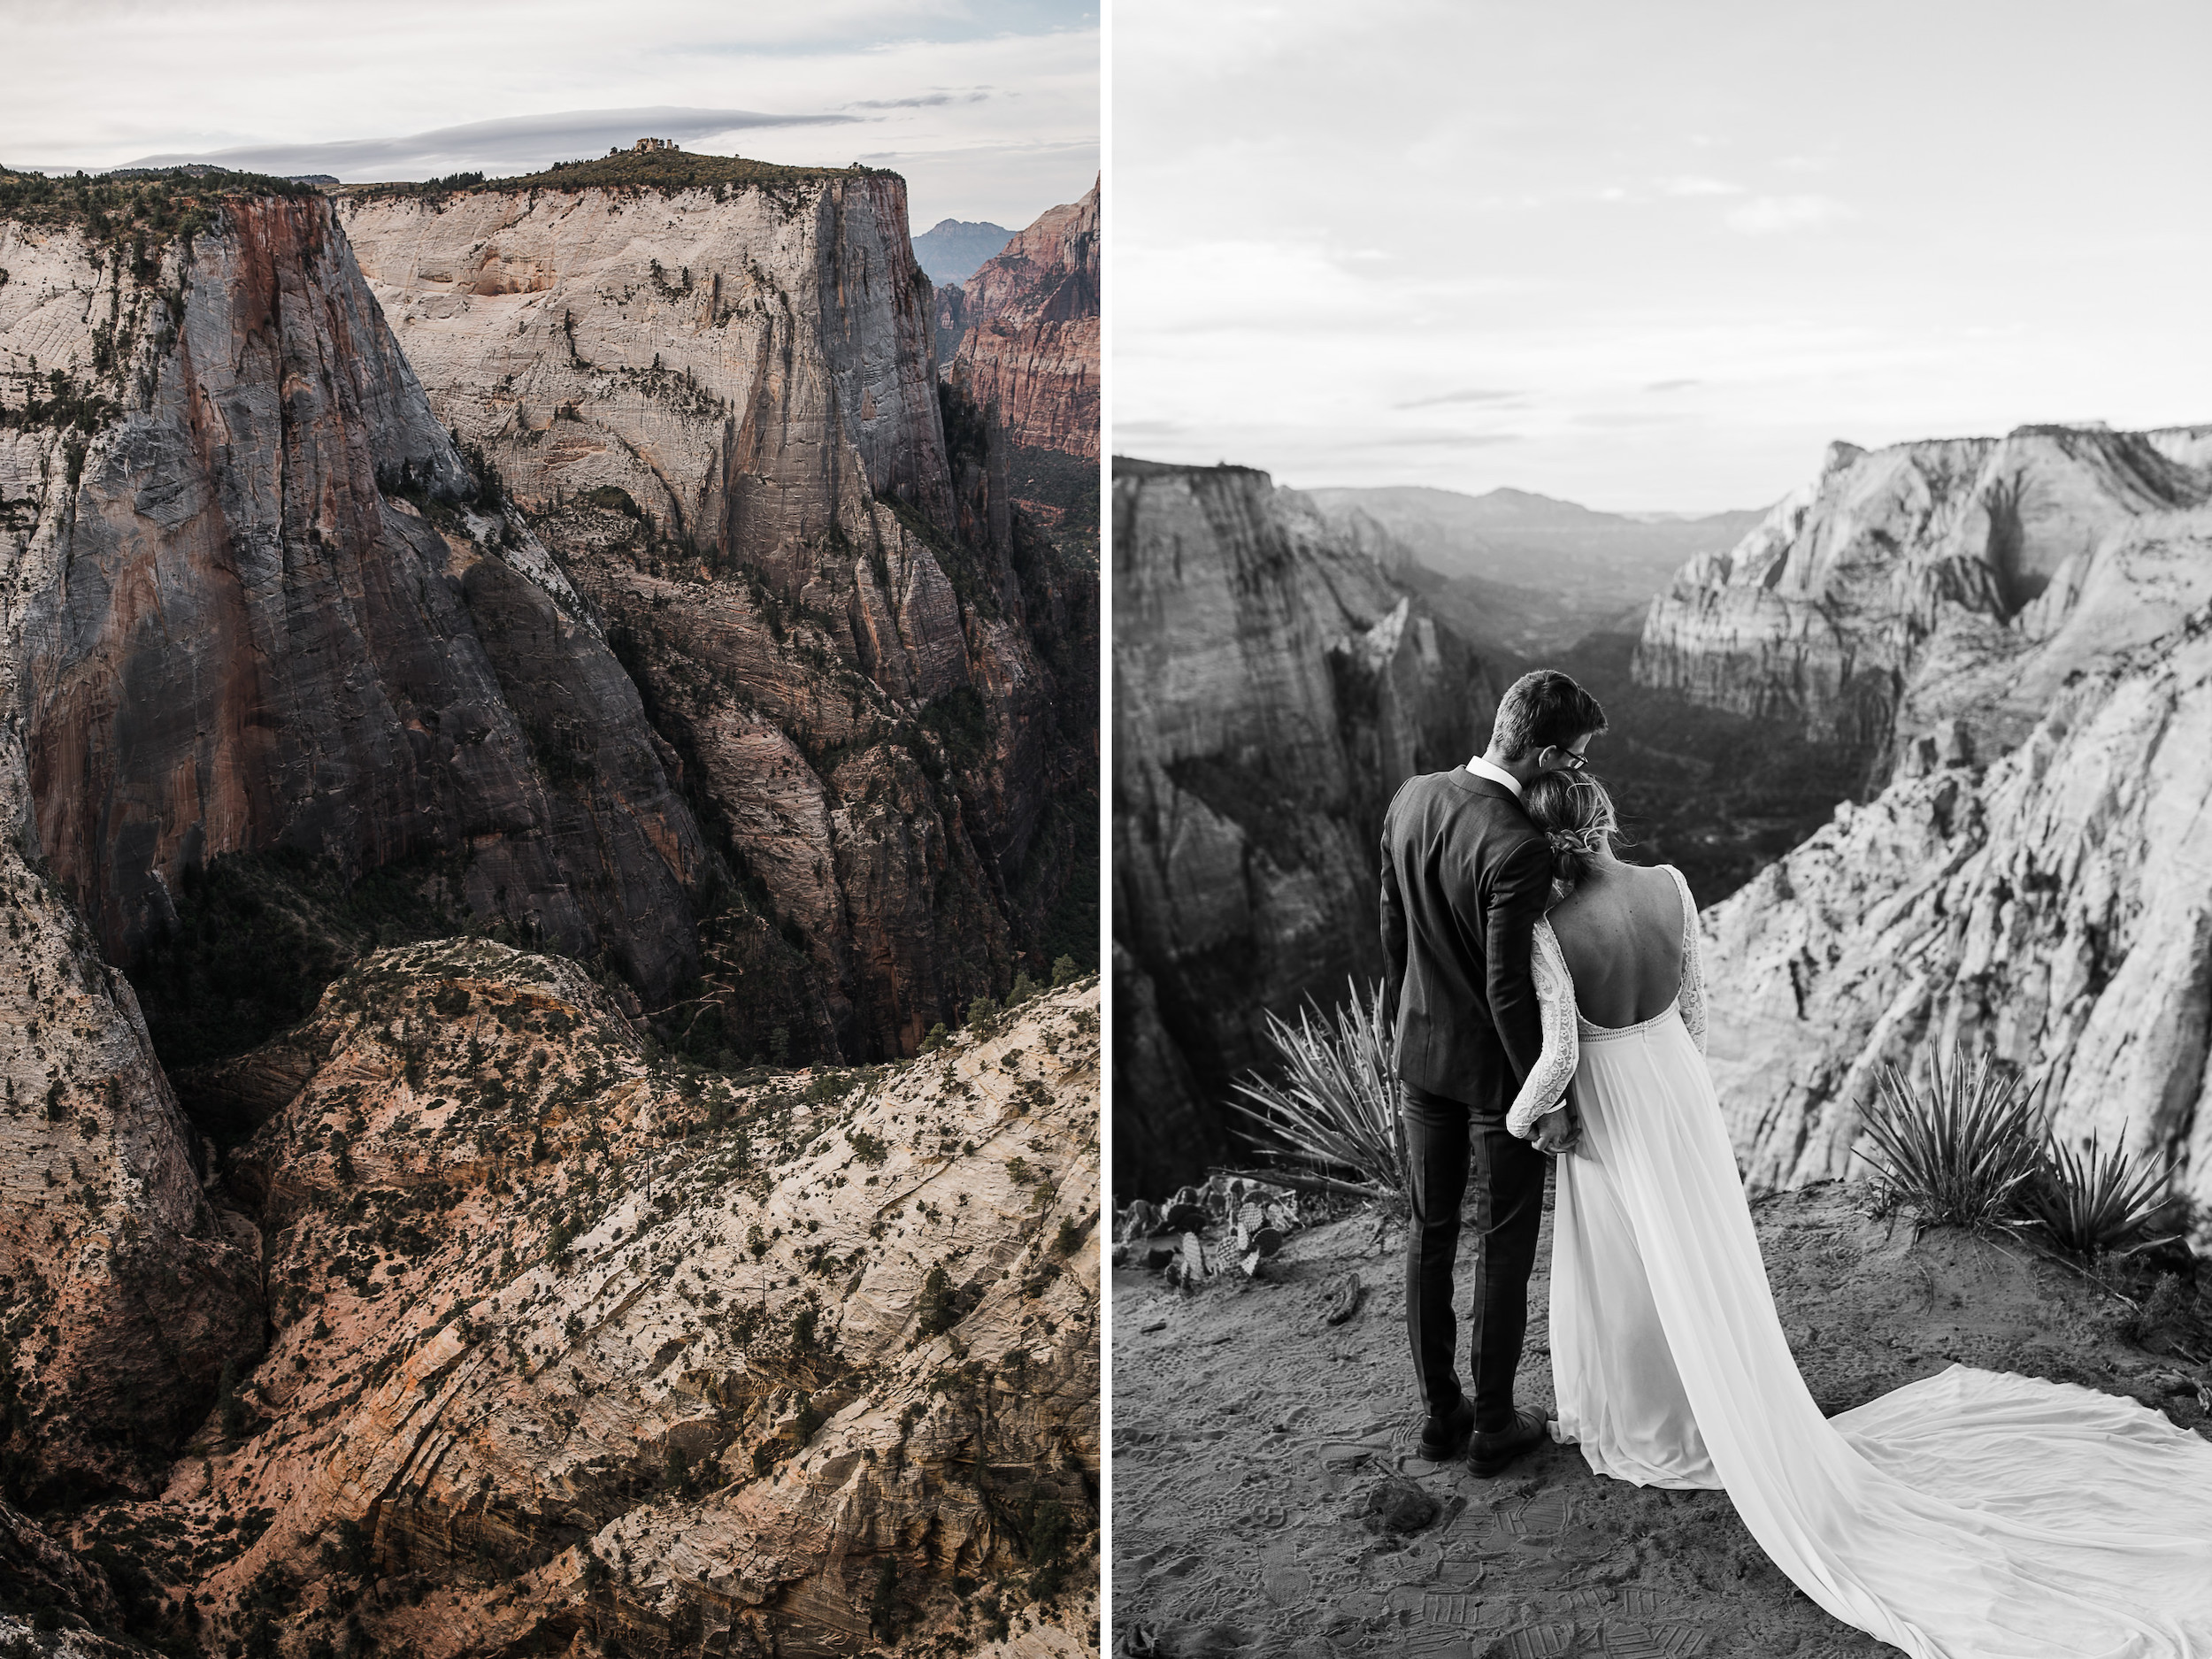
[1504,770,2212,1659]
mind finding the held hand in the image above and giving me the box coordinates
[1532,1104,1580,1157]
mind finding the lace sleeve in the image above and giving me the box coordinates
[1506,921,1579,1139]
[1670,864,1707,1056]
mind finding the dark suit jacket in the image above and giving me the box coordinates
[1379,768,1551,1109]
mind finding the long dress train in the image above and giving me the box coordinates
[1507,864,2212,1659]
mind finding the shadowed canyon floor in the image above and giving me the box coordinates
[1112,1182,2212,1659]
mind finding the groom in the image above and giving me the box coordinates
[1380,668,1608,1474]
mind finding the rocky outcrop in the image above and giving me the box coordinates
[1634,426,2212,775]
[73,941,1099,1658]
[1701,598,2212,1245]
[943,186,1099,464]
[1111,459,1501,1197]
[340,165,1097,1060]
[2,196,705,997]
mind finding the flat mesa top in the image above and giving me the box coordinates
[340,148,891,203]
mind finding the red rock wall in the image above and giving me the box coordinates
[949,182,1100,461]
[15,197,706,996]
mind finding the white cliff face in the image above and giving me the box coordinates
[945,182,1100,462]
[1702,603,2212,1243]
[339,177,950,593]
[341,174,1096,1061]
[1635,427,2212,771]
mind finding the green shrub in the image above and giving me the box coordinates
[218,1356,248,1442]
[915,1264,956,1336]
[1227,979,1406,1197]
[869,1555,899,1637]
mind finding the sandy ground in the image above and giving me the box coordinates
[1111,1177,2212,1659]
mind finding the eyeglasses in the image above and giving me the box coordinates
[1554,749,1590,772]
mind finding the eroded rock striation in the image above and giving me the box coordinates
[72,941,1101,1656]
[1634,426,2212,775]
[3,195,705,997]
[942,184,1100,465]
[340,165,1096,1061]
[1700,600,2212,1242]
[1626,423,2212,1233]
[1111,459,1500,1196]
[0,161,1098,1656]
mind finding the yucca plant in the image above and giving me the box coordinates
[1853,1046,2046,1230]
[1225,979,1407,1198]
[2017,1129,2173,1258]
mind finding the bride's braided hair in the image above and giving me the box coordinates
[1525,770,1619,888]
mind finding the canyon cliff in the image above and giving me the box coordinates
[4,190,704,998]
[1,157,1097,1655]
[1632,426,2212,1240]
[1634,425,2212,776]
[941,185,1100,466]
[1111,459,1500,1198]
[2,178,704,1531]
[339,156,1096,1064]
[1700,599,2212,1242]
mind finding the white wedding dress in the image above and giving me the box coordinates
[1506,864,2212,1659]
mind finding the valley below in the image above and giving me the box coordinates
[1115,421,2212,1251]
[1,144,1100,1656]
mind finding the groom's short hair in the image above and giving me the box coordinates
[1490,669,1608,760]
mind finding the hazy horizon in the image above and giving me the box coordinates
[1115,0,2212,511]
[1,0,1097,230]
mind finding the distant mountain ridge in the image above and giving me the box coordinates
[912,216,1015,285]
[1305,485,1765,657]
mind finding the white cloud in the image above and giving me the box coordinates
[1724,194,1855,235]
[1660,174,1743,196]
[0,3,1096,227]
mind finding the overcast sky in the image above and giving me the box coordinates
[1115,0,2212,511]
[1,0,1096,231]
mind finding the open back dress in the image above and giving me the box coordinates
[1507,864,2212,1659]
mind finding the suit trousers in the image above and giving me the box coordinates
[1402,1078,1548,1432]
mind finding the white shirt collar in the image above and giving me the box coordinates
[1465,754,1524,798]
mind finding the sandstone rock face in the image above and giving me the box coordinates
[70,941,1097,1657]
[1,201,705,997]
[339,176,954,576]
[1634,427,2212,775]
[0,740,262,1503]
[1701,603,2212,1244]
[944,185,1099,463]
[341,176,1096,1060]
[1111,460,1501,1197]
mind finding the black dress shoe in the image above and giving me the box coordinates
[1467,1406,1548,1476]
[1417,1396,1476,1462]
